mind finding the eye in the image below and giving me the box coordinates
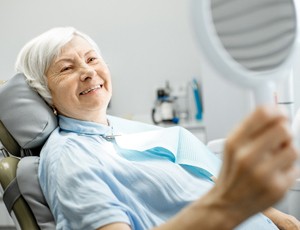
[87,57,97,63]
[60,66,72,73]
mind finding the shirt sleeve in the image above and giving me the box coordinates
[46,138,131,230]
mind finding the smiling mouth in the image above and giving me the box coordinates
[80,85,102,95]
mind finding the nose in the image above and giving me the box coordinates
[79,64,96,81]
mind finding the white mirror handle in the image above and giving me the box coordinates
[252,81,276,106]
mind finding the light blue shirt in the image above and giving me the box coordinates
[39,115,278,230]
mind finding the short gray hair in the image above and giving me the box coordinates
[15,27,101,105]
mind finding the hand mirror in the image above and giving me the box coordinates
[192,0,299,105]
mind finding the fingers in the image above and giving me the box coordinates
[252,119,292,152]
[235,120,294,168]
[226,106,288,151]
[263,166,299,202]
[222,106,292,176]
[242,141,299,202]
[272,144,299,171]
[214,105,299,220]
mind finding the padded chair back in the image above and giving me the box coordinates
[0,157,39,230]
[0,121,39,229]
[0,118,43,229]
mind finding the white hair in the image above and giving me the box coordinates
[15,27,101,105]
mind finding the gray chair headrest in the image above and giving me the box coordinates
[0,73,57,154]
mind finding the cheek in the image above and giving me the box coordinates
[47,76,61,97]
[51,89,65,107]
[103,71,112,89]
[48,81,62,100]
[98,64,111,79]
[52,91,76,114]
[49,80,75,107]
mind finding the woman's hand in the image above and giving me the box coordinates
[210,106,299,226]
[264,207,300,230]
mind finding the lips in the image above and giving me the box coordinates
[80,84,102,95]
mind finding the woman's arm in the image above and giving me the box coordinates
[97,223,131,230]
[263,207,300,230]
[99,106,299,230]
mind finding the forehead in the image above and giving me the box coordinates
[60,36,93,55]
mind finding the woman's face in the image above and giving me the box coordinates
[46,36,112,124]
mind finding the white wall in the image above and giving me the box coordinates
[0,0,202,117]
[1,0,300,142]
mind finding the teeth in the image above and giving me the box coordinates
[80,85,101,95]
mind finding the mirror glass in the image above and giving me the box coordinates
[211,0,296,72]
[192,0,298,104]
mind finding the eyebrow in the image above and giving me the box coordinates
[54,58,73,65]
[53,49,97,65]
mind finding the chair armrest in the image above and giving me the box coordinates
[207,138,226,159]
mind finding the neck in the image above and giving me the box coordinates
[59,110,109,125]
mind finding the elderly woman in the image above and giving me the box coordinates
[15,27,299,230]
